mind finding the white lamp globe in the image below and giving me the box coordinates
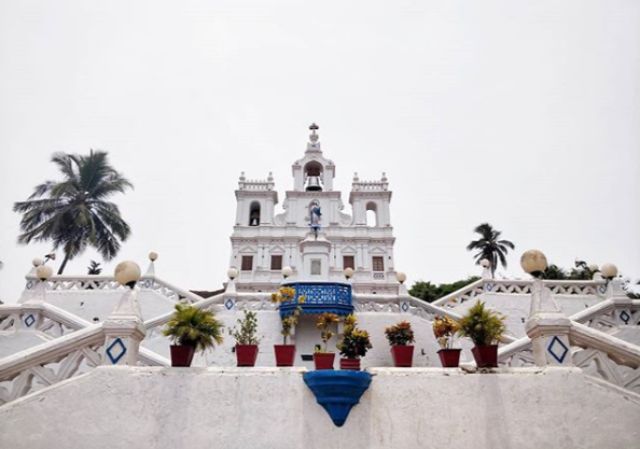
[36,265,52,281]
[396,272,407,284]
[114,261,141,288]
[227,267,238,280]
[588,264,599,272]
[148,251,158,262]
[480,259,491,268]
[32,258,44,267]
[343,267,354,280]
[281,266,293,279]
[520,250,548,277]
[600,263,618,280]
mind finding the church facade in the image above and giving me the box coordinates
[229,124,399,294]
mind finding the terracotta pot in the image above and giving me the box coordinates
[390,345,414,367]
[340,358,361,371]
[170,345,195,367]
[236,344,259,367]
[437,348,461,367]
[313,353,335,370]
[471,344,498,368]
[274,344,296,367]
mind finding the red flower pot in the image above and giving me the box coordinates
[437,348,461,367]
[390,345,414,367]
[471,344,498,368]
[236,344,259,367]
[313,353,335,370]
[170,345,195,367]
[274,344,296,367]
[340,358,361,371]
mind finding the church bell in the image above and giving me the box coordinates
[305,176,322,191]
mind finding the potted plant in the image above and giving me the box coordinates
[163,303,224,367]
[457,301,506,368]
[432,315,461,367]
[337,314,372,370]
[384,321,415,367]
[271,287,304,366]
[230,310,260,367]
[314,312,340,370]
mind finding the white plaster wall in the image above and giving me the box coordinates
[39,289,177,323]
[1,366,638,449]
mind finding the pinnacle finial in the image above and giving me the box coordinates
[309,123,319,143]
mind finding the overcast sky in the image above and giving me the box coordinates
[1,0,639,302]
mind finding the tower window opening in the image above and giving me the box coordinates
[311,259,322,275]
[271,255,283,270]
[249,201,261,226]
[241,255,254,271]
[343,255,355,270]
[304,161,323,192]
[372,256,384,272]
[366,202,378,227]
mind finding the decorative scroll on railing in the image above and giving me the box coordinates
[573,348,640,394]
[432,279,607,309]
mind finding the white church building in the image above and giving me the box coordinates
[230,123,398,295]
[0,125,639,448]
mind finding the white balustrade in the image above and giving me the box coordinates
[431,279,607,309]
[0,325,105,405]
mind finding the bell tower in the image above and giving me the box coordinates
[291,123,336,192]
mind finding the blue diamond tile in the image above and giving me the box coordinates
[620,310,630,325]
[547,336,569,364]
[225,298,235,310]
[26,281,34,290]
[24,314,36,328]
[598,285,607,294]
[485,283,494,292]
[106,338,127,364]
[400,302,409,313]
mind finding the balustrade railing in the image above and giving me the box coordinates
[495,296,640,393]
[431,279,607,308]
[0,325,105,405]
[22,274,205,305]
[280,282,353,317]
[0,303,91,340]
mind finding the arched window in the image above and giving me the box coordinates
[366,202,378,227]
[304,161,323,191]
[249,201,261,226]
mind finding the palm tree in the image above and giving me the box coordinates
[13,150,133,274]
[466,223,515,277]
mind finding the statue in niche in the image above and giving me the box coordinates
[309,200,321,238]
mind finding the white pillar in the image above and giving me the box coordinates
[607,279,634,326]
[525,279,572,367]
[102,287,146,366]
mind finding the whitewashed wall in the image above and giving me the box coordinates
[1,366,638,449]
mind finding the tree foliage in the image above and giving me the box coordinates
[542,260,597,280]
[409,276,480,303]
[13,150,133,274]
[87,260,102,275]
[466,223,515,277]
